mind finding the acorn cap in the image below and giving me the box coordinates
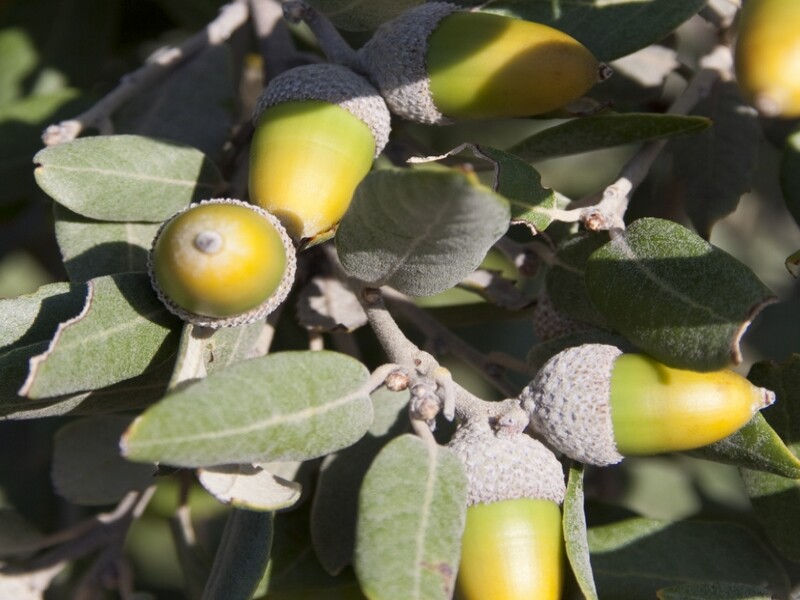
[253,63,391,157]
[147,198,297,329]
[448,414,566,507]
[358,2,458,125]
[521,343,624,466]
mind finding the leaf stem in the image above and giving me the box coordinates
[281,0,362,71]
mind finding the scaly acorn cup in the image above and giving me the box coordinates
[249,63,391,244]
[148,199,296,328]
[358,2,608,124]
[734,0,800,118]
[521,344,776,466]
[448,411,566,600]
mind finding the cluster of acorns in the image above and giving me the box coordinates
[146,1,609,328]
[143,3,784,599]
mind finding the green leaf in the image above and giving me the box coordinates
[672,81,761,239]
[0,509,45,559]
[462,0,706,61]
[304,0,424,30]
[0,281,87,353]
[656,581,773,600]
[115,45,235,163]
[546,231,611,329]
[585,218,776,370]
[33,134,224,222]
[687,413,800,479]
[0,28,38,107]
[202,509,273,600]
[588,518,789,599]
[122,351,373,468]
[780,127,800,230]
[51,416,156,505]
[19,272,179,399]
[336,169,510,296]
[54,204,157,281]
[311,388,410,575]
[509,114,710,161]
[563,463,599,600]
[740,356,800,562]
[0,356,173,420]
[470,145,556,232]
[354,434,467,600]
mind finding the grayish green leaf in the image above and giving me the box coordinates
[0,281,87,352]
[354,434,467,600]
[0,509,45,558]
[197,464,301,511]
[546,231,611,329]
[33,134,224,222]
[780,127,800,230]
[0,356,173,420]
[509,114,710,161]
[312,388,409,575]
[122,351,373,467]
[54,204,157,281]
[115,45,235,163]
[588,517,789,599]
[688,413,800,479]
[740,356,800,562]
[672,81,761,238]
[20,272,179,399]
[657,581,773,600]
[460,0,706,61]
[585,218,776,370]
[202,509,273,600]
[305,0,424,30]
[563,463,598,600]
[470,145,556,232]
[51,416,156,505]
[336,169,510,296]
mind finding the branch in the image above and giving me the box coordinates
[282,1,362,71]
[41,0,250,145]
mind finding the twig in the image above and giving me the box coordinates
[250,0,306,81]
[41,0,250,145]
[539,45,732,233]
[281,0,362,71]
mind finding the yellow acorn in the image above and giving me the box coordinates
[148,198,296,328]
[522,344,776,466]
[249,63,391,244]
[359,2,608,124]
[734,0,800,118]
[448,410,566,600]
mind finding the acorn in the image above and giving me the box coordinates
[448,408,566,600]
[358,2,608,125]
[521,344,776,466]
[148,198,296,328]
[734,0,800,118]
[249,63,391,244]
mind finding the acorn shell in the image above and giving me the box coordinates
[448,420,566,506]
[147,198,297,329]
[521,343,624,466]
[358,2,458,125]
[253,63,391,157]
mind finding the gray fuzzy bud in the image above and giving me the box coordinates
[521,344,624,466]
[253,63,391,157]
[448,421,566,507]
[358,2,458,125]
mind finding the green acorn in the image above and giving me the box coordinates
[148,198,296,328]
[448,411,566,600]
[249,63,391,243]
[359,2,608,124]
[522,344,776,466]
